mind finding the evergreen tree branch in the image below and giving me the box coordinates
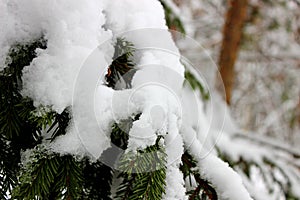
[0,38,47,198]
[115,137,167,200]
[12,148,84,200]
[12,149,61,199]
[158,0,186,34]
[82,159,113,200]
[184,70,210,101]
[47,107,71,141]
[105,38,136,90]
[181,152,218,200]
[51,155,83,200]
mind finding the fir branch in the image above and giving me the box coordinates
[105,38,136,89]
[12,148,61,199]
[29,106,56,130]
[115,137,167,200]
[51,155,83,200]
[47,107,71,141]
[3,38,47,83]
[187,185,201,200]
[113,38,135,61]
[184,70,210,101]
[81,116,140,200]
[12,148,83,200]
[0,38,47,198]
[110,114,141,148]
[0,135,19,199]
[82,159,113,200]
[181,152,218,200]
[159,0,186,34]
[110,122,130,150]
[0,37,47,140]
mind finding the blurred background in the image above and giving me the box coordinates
[164,0,300,146]
[160,1,300,198]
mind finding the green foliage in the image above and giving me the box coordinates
[110,122,130,150]
[0,38,47,140]
[47,107,71,141]
[82,159,113,200]
[0,37,81,199]
[12,147,83,200]
[115,137,167,200]
[0,38,47,198]
[180,152,217,200]
[2,38,47,87]
[184,70,210,101]
[51,155,83,200]
[113,38,135,61]
[268,19,280,30]
[159,0,186,34]
[0,135,19,198]
[6,37,140,199]
[12,148,61,199]
[0,36,217,200]
[106,38,136,89]
[29,106,55,130]
[110,114,141,149]
[80,119,137,200]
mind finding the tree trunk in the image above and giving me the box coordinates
[218,0,248,105]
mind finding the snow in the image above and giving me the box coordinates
[0,0,111,113]
[164,115,187,200]
[1,0,257,199]
[181,125,253,200]
[49,123,86,158]
[164,165,187,200]
[104,0,167,33]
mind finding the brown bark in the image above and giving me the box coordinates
[218,0,248,104]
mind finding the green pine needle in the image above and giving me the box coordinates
[159,0,186,34]
[0,38,47,199]
[82,159,113,200]
[106,37,136,89]
[12,148,83,200]
[12,148,61,199]
[51,155,83,200]
[184,70,210,101]
[180,152,217,200]
[115,137,167,200]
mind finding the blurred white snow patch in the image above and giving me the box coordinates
[206,91,238,134]
[181,84,215,150]
[218,133,267,163]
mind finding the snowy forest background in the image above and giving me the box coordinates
[0,0,299,200]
